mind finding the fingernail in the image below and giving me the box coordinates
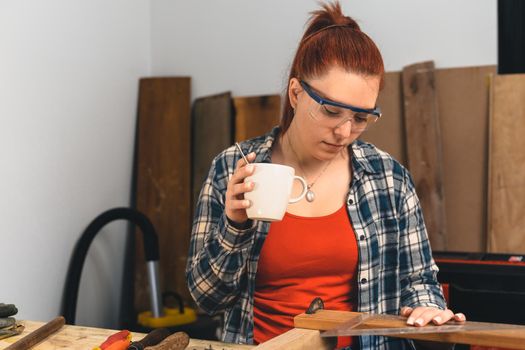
[246,165,254,172]
[243,200,251,207]
[406,317,414,325]
[245,182,253,189]
[414,318,423,326]
[455,313,465,320]
[432,316,442,324]
[248,152,256,157]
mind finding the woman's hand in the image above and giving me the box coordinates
[225,152,256,227]
[400,306,466,326]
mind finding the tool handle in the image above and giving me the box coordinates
[128,328,170,350]
[144,332,189,350]
[5,316,65,350]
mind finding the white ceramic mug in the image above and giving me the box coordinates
[244,163,308,221]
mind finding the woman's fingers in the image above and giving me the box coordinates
[406,307,442,326]
[234,151,256,170]
[453,313,466,322]
[225,152,256,224]
[400,306,413,317]
[430,309,454,325]
[403,307,466,327]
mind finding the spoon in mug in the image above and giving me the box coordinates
[235,142,250,165]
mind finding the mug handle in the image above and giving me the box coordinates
[289,175,308,204]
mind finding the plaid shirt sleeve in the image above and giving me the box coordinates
[186,149,256,315]
[398,169,446,310]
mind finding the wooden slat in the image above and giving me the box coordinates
[435,66,495,252]
[295,310,525,349]
[191,92,233,213]
[233,95,280,142]
[401,61,447,250]
[135,77,192,312]
[488,73,525,253]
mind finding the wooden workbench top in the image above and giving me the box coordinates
[0,321,254,350]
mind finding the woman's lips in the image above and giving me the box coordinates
[322,141,345,151]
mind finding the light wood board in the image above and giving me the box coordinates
[488,73,525,253]
[233,95,280,142]
[402,61,447,250]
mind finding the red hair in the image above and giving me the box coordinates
[281,1,385,133]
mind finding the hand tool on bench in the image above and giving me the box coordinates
[4,316,65,350]
[143,331,189,350]
[128,328,170,350]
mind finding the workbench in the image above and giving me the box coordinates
[0,321,254,350]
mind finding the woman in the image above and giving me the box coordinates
[186,2,465,349]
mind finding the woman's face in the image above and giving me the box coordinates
[288,66,381,161]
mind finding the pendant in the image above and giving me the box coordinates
[306,189,315,202]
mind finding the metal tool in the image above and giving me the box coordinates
[235,142,250,165]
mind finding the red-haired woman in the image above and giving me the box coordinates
[187,2,464,349]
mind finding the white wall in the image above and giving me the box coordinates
[0,1,150,328]
[150,0,497,99]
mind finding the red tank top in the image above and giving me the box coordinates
[253,205,358,348]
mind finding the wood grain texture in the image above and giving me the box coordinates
[402,61,447,250]
[0,321,254,350]
[361,71,407,166]
[233,95,280,142]
[488,74,525,253]
[435,66,495,252]
[364,65,496,252]
[295,310,525,349]
[253,328,335,350]
[191,92,233,214]
[135,77,192,311]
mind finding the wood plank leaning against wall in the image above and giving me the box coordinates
[362,65,496,253]
[488,73,525,253]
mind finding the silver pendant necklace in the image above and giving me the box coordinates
[286,134,334,203]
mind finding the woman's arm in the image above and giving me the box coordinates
[186,154,257,315]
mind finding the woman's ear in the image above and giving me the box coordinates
[288,78,302,110]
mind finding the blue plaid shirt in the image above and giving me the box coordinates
[186,127,446,349]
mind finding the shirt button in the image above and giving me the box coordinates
[360,278,368,284]
[359,235,365,241]
[348,199,354,204]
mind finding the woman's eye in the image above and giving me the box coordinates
[322,105,341,116]
[354,113,368,123]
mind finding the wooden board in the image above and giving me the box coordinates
[233,95,281,142]
[487,74,525,253]
[436,66,495,252]
[402,61,447,250]
[294,310,525,349]
[135,77,192,312]
[361,71,407,165]
[191,92,233,213]
[0,321,253,350]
